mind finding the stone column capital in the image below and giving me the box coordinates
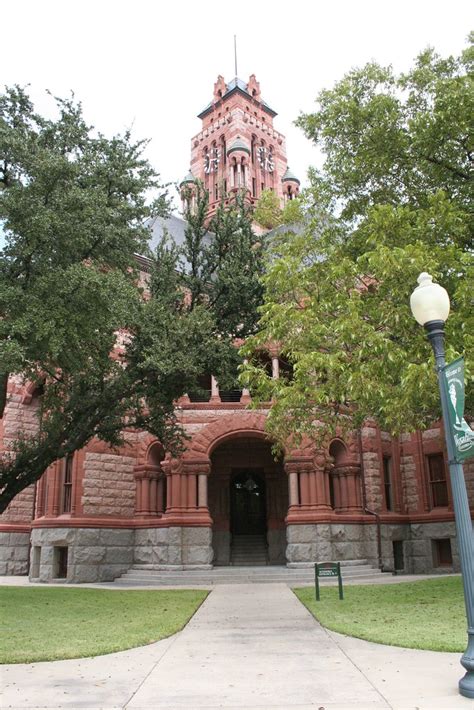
[133,464,162,480]
[335,462,360,477]
[314,452,327,470]
[284,457,313,475]
[182,458,211,476]
[161,460,172,476]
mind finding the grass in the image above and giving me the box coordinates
[0,586,208,663]
[294,576,466,652]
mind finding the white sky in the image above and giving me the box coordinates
[2,0,472,219]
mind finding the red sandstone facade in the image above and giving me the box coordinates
[0,76,472,582]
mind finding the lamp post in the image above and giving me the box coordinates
[410,272,474,699]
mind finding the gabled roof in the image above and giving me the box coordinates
[198,77,277,119]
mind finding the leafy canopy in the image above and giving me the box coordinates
[242,38,473,447]
[253,188,304,230]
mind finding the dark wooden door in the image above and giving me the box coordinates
[231,469,266,535]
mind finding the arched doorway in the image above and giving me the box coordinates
[209,436,288,566]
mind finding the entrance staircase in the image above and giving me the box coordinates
[231,534,268,566]
[113,559,385,586]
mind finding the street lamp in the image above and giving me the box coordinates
[410,272,474,699]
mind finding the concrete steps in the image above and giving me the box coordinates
[231,534,268,566]
[113,559,384,586]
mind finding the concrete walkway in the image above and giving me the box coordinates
[1,583,471,710]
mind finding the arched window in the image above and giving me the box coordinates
[329,440,348,466]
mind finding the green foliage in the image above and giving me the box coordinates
[0,586,207,662]
[281,196,304,225]
[253,188,283,229]
[242,39,473,446]
[171,183,264,389]
[294,577,466,652]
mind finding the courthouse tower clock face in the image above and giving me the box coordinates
[266,149,274,172]
[257,146,274,172]
[204,147,220,174]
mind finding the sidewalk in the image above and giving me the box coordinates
[1,583,471,709]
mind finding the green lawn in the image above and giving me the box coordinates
[294,576,466,652]
[0,586,208,663]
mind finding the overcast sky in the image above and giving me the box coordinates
[2,0,472,221]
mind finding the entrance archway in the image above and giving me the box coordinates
[209,436,288,565]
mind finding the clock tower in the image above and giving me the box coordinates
[180,74,300,219]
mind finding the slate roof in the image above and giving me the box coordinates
[282,167,300,184]
[180,170,195,186]
[140,214,212,272]
[226,77,248,92]
[198,77,277,118]
[227,137,251,155]
[147,214,189,254]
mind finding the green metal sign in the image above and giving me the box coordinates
[315,562,344,600]
[443,357,474,462]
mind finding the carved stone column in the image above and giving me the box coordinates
[284,461,300,509]
[299,469,310,509]
[51,461,61,517]
[133,464,163,517]
[313,453,332,511]
[198,474,208,508]
[335,463,363,513]
[240,359,251,404]
[271,356,280,380]
[210,375,220,403]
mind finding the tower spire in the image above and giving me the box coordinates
[234,34,238,78]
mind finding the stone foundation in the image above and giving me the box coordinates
[30,527,134,583]
[286,521,461,574]
[267,529,286,564]
[0,531,30,575]
[212,531,231,565]
[134,526,213,570]
[6,519,462,582]
[404,522,459,574]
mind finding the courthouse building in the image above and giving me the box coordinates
[1,75,473,583]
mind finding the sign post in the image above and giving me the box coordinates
[315,561,343,601]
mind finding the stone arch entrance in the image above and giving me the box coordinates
[208,435,288,565]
